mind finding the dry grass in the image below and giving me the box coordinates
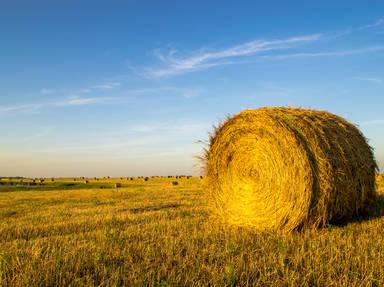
[204,107,377,231]
[0,176,383,286]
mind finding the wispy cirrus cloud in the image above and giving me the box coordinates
[40,88,54,95]
[65,96,106,106]
[144,34,322,78]
[146,43,384,78]
[0,103,44,114]
[30,119,210,154]
[141,18,384,78]
[0,96,122,115]
[92,82,121,90]
[133,86,202,98]
[355,77,383,84]
[33,80,123,113]
[358,18,384,30]
[359,119,384,126]
[40,81,121,97]
[256,45,384,61]
[0,85,202,116]
[328,18,384,37]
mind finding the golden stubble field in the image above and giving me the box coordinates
[1,175,384,286]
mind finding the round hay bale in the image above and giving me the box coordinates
[205,107,377,231]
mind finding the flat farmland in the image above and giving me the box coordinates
[1,176,384,286]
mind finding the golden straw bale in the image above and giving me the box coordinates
[204,107,377,231]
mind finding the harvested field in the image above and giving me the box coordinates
[0,176,384,286]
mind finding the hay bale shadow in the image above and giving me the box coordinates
[330,194,384,227]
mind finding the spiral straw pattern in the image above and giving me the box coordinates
[205,107,377,231]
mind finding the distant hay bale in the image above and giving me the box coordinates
[204,107,377,231]
[114,183,122,188]
[84,180,89,184]
[172,181,179,186]
[144,177,149,182]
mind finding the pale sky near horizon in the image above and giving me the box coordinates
[1,1,384,177]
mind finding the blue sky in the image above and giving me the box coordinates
[1,1,383,177]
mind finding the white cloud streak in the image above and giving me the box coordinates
[29,120,210,154]
[41,88,54,95]
[0,85,202,116]
[359,119,384,126]
[145,34,322,77]
[92,82,121,90]
[131,86,202,98]
[0,96,121,115]
[40,81,121,97]
[65,97,104,106]
[141,18,384,78]
[146,45,384,78]
[358,18,384,30]
[355,77,383,84]
[256,46,384,61]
